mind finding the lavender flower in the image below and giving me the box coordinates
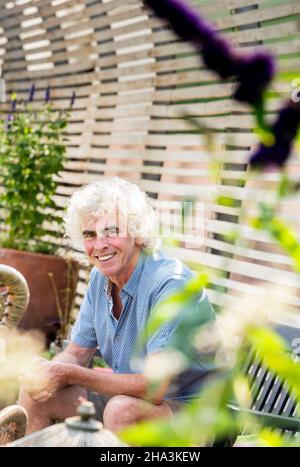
[145,0,275,105]
[28,83,35,102]
[70,91,76,108]
[145,0,214,45]
[6,96,17,129]
[234,52,275,105]
[11,97,17,112]
[201,37,238,79]
[250,104,300,168]
[6,112,14,130]
[45,84,50,103]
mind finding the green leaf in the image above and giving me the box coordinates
[253,204,300,273]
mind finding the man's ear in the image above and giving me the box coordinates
[135,238,144,247]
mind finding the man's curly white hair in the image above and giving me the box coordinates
[64,177,159,251]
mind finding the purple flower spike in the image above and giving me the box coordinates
[234,52,275,105]
[6,113,14,130]
[146,0,237,77]
[11,98,17,112]
[201,37,238,79]
[146,0,215,45]
[45,84,50,103]
[145,0,275,106]
[250,104,300,168]
[70,91,76,108]
[28,83,35,102]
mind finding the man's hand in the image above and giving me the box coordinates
[21,357,69,402]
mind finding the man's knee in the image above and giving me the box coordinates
[103,395,129,421]
[103,395,172,432]
[103,395,139,431]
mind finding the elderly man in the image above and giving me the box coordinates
[19,177,217,435]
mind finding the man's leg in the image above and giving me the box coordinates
[103,395,175,432]
[18,385,87,435]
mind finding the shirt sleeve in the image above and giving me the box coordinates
[71,269,98,348]
[146,275,192,355]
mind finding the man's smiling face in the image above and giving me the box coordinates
[82,213,141,287]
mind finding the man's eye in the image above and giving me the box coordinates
[83,233,94,240]
[107,228,119,236]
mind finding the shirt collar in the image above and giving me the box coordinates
[105,249,147,298]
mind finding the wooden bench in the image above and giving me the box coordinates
[219,323,300,446]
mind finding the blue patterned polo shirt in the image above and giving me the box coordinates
[71,249,218,401]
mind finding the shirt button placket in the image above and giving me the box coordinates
[113,332,120,371]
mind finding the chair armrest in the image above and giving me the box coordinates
[228,403,300,432]
[0,405,27,445]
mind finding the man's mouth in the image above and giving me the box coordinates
[93,252,116,262]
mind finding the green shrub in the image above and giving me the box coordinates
[0,96,70,254]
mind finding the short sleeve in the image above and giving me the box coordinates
[71,269,98,348]
[146,275,191,355]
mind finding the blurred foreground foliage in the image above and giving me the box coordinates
[120,277,300,447]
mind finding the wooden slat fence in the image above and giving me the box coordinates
[0,0,299,324]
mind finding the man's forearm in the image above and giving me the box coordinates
[52,342,96,367]
[65,364,150,400]
[53,351,80,365]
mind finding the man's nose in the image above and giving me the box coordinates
[93,235,109,249]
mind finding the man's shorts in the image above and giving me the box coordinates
[87,390,186,422]
[88,390,111,422]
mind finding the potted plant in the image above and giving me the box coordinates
[0,86,79,346]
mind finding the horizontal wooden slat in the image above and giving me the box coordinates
[164,246,300,289]
[214,0,300,30]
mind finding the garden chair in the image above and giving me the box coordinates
[225,323,300,446]
[0,265,30,328]
[0,266,29,446]
[0,405,27,446]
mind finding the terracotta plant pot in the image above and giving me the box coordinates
[0,248,79,346]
